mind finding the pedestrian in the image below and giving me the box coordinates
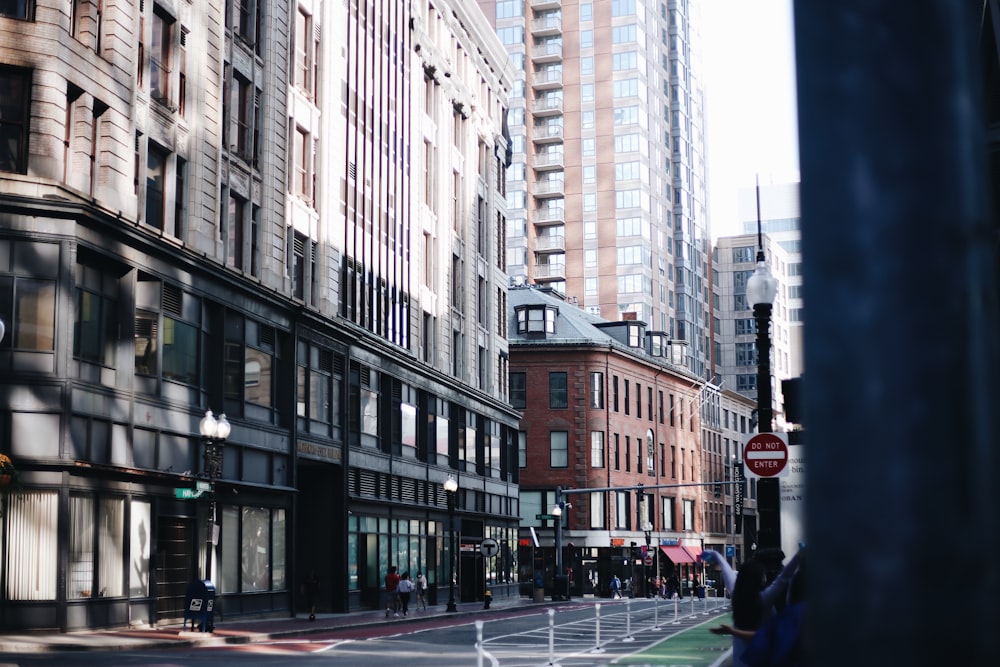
[385,565,400,617]
[705,546,804,667]
[668,573,681,599]
[610,574,622,599]
[301,568,320,621]
[397,572,414,616]
[415,571,428,611]
[741,557,807,667]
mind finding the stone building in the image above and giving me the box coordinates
[0,0,519,631]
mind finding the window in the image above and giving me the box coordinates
[510,372,526,408]
[232,74,254,160]
[74,256,121,368]
[4,491,58,600]
[733,246,755,263]
[135,277,200,385]
[226,317,276,417]
[348,361,379,445]
[0,66,31,174]
[0,0,31,20]
[291,125,314,203]
[549,372,567,409]
[683,499,695,530]
[589,371,604,408]
[550,431,568,467]
[736,342,757,366]
[612,0,636,16]
[646,430,655,475]
[614,106,639,125]
[69,495,125,599]
[145,142,168,230]
[293,7,319,99]
[590,431,604,468]
[150,6,173,105]
[613,51,637,71]
[234,0,257,47]
[613,79,639,98]
[612,24,637,44]
[296,341,342,439]
[518,431,527,468]
[661,497,674,530]
[590,491,605,528]
[220,506,286,594]
[613,433,620,470]
[515,305,557,335]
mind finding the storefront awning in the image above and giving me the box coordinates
[660,545,696,564]
[686,546,703,562]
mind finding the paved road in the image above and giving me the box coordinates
[0,597,734,667]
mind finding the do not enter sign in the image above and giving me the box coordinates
[743,432,790,478]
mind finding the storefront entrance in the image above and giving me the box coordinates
[155,517,196,623]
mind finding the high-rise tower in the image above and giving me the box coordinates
[480,0,712,379]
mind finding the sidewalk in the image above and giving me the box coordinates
[0,595,549,653]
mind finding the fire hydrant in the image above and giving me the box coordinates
[483,589,492,609]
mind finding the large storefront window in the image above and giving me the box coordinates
[4,491,58,600]
[68,495,125,600]
[130,500,151,597]
[347,516,439,591]
[220,505,286,594]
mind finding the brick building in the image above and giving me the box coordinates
[509,285,712,598]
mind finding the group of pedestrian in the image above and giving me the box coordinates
[385,565,429,617]
[702,544,806,667]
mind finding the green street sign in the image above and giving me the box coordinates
[536,513,556,520]
[174,488,205,500]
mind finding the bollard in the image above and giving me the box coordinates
[547,608,556,666]
[483,589,492,609]
[475,620,484,667]
[690,592,696,617]
[591,602,605,653]
[672,595,680,625]
[702,592,709,616]
[653,595,660,629]
[623,596,634,642]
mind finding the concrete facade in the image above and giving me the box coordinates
[0,0,520,631]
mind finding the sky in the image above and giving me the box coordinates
[701,0,800,240]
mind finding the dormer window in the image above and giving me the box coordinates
[627,323,642,347]
[648,332,668,356]
[516,304,558,335]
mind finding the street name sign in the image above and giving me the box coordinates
[536,513,556,520]
[743,432,790,478]
[174,488,205,499]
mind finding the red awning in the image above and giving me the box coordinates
[660,545,696,564]
[685,546,703,562]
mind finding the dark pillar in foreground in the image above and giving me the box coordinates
[794,1,1000,664]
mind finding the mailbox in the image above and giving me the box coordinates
[183,579,216,632]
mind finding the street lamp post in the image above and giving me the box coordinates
[746,192,780,552]
[443,476,459,612]
[551,488,569,600]
[199,410,230,582]
[642,521,653,598]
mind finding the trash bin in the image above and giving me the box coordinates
[533,586,546,602]
[184,579,217,632]
[697,585,706,600]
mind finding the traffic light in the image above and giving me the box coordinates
[714,482,722,498]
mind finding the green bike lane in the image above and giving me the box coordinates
[612,613,734,667]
